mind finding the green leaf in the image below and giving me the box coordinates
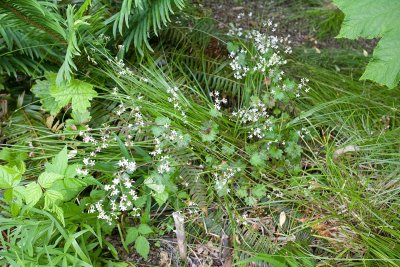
[50,178,87,201]
[153,191,169,206]
[144,176,165,193]
[235,187,248,199]
[38,172,64,188]
[285,141,302,159]
[31,74,64,115]
[65,163,80,178]
[0,148,27,167]
[334,0,400,88]
[4,188,13,202]
[10,201,22,217]
[44,189,64,209]
[71,110,92,124]
[227,42,239,53]
[45,146,68,175]
[134,195,147,208]
[268,146,283,160]
[25,182,43,207]
[125,227,138,245]
[245,196,257,206]
[52,205,65,226]
[135,236,150,260]
[138,224,153,235]
[0,166,22,188]
[252,184,267,199]
[200,121,219,142]
[250,151,266,168]
[31,72,97,115]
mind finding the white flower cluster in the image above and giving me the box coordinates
[209,91,227,111]
[229,49,249,79]
[117,158,137,172]
[89,157,140,224]
[297,127,311,139]
[107,57,134,76]
[77,125,112,176]
[295,78,311,97]
[167,86,187,120]
[232,100,273,139]
[228,20,292,80]
[124,106,146,147]
[214,166,241,195]
[157,155,171,174]
[150,124,190,157]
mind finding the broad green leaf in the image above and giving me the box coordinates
[38,172,64,188]
[334,0,400,88]
[13,185,26,199]
[138,224,153,235]
[25,182,43,207]
[0,166,22,188]
[45,146,68,175]
[144,176,165,193]
[135,236,150,260]
[52,205,65,226]
[31,74,64,115]
[44,189,64,206]
[50,178,87,201]
[31,72,97,115]
[10,201,22,217]
[71,110,91,124]
[153,191,169,206]
[125,227,138,245]
[65,163,80,178]
[0,148,27,167]
[4,188,13,202]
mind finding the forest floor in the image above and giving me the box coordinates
[118,1,382,266]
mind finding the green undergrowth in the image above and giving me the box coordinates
[0,1,399,267]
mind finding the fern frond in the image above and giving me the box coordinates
[107,0,186,55]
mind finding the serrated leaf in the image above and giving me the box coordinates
[334,0,400,88]
[144,176,165,193]
[38,172,64,188]
[52,205,65,226]
[153,191,169,206]
[0,166,22,188]
[250,151,266,168]
[45,146,68,175]
[268,146,283,160]
[31,72,97,115]
[45,189,64,202]
[252,184,267,199]
[138,224,153,235]
[125,227,138,245]
[135,236,150,260]
[25,182,43,207]
[361,31,400,88]
[235,187,248,199]
[31,75,64,115]
[0,148,27,167]
[285,141,302,159]
[50,178,87,201]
